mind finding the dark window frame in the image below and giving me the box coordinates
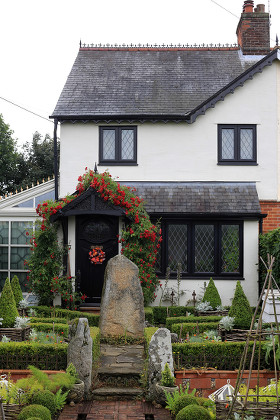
[218,124,257,165]
[156,219,243,279]
[99,126,137,165]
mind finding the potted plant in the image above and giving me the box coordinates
[154,363,178,405]
[66,363,84,404]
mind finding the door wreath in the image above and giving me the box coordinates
[89,247,106,264]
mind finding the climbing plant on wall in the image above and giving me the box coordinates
[27,169,162,306]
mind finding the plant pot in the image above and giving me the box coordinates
[67,379,85,403]
[153,382,178,405]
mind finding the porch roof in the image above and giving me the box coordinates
[120,181,262,217]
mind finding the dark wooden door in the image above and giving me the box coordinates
[76,215,119,304]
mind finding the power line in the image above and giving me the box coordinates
[0,95,53,124]
[210,0,239,19]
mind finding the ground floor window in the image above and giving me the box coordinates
[0,221,33,291]
[156,219,243,278]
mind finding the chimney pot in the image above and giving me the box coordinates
[256,4,265,12]
[243,0,254,13]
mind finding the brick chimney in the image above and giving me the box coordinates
[236,1,270,55]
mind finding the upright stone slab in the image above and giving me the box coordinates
[148,328,174,387]
[67,318,92,395]
[99,255,144,338]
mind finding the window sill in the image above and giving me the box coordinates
[98,162,138,166]
[217,162,258,166]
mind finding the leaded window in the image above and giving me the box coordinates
[158,220,243,278]
[218,125,256,164]
[99,126,137,165]
[0,221,32,291]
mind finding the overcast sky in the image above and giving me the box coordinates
[0,0,279,147]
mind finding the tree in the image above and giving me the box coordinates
[0,114,19,195]
[16,132,59,188]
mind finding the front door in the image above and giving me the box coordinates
[76,215,119,305]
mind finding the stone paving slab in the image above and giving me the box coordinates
[98,344,145,375]
[59,400,172,420]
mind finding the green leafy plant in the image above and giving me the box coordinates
[66,362,79,383]
[10,275,23,307]
[53,388,69,411]
[32,390,56,416]
[175,404,211,420]
[263,334,280,369]
[196,301,213,312]
[219,316,235,331]
[1,335,10,342]
[228,281,252,329]
[202,278,221,310]
[174,394,199,415]
[165,383,196,415]
[14,316,30,329]
[0,277,19,327]
[17,404,51,420]
[161,363,175,387]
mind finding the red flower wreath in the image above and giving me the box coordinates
[89,247,106,264]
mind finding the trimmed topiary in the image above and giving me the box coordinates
[32,390,56,415]
[174,395,199,416]
[11,275,23,307]
[202,278,221,309]
[175,404,211,420]
[161,363,175,387]
[228,280,252,329]
[0,278,19,327]
[17,404,51,420]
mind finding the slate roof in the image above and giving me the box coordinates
[120,182,262,215]
[51,47,266,121]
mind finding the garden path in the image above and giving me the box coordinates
[58,400,172,419]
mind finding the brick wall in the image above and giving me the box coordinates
[260,201,280,233]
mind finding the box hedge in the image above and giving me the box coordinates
[152,306,196,325]
[0,342,67,370]
[144,307,154,324]
[32,306,99,327]
[171,322,219,336]
[166,316,222,330]
[90,327,100,361]
[30,323,69,336]
[29,317,68,325]
[172,341,272,371]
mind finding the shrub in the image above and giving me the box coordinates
[228,281,252,329]
[166,316,222,330]
[153,307,168,325]
[32,306,99,326]
[90,327,100,361]
[29,317,68,324]
[144,307,154,324]
[174,395,199,415]
[0,277,18,327]
[18,404,51,420]
[176,404,211,420]
[32,390,56,415]
[161,363,175,387]
[202,278,221,310]
[30,322,69,336]
[168,306,196,317]
[171,322,219,336]
[11,275,23,307]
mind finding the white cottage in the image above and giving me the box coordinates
[1,0,280,308]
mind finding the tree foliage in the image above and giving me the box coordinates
[0,114,19,195]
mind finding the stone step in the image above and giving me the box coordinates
[92,387,144,400]
[98,344,145,376]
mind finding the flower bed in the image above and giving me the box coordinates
[175,369,276,398]
[0,327,30,342]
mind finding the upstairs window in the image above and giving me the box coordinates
[99,126,137,165]
[218,125,256,164]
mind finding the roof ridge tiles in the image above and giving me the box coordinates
[79,44,240,52]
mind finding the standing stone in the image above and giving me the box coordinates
[148,328,174,387]
[99,255,144,338]
[67,318,92,395]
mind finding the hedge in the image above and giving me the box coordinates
[172,341,273,371]
[171,322,219,336]
[90,327,100,361]
[166,316,222,330]
[144,327,158,357]
[30,323,69,336]
[152,306,196,325]
[32,306,99,327]
[0,342,67,370]
[144,307,154,324]
[29,317,68,325]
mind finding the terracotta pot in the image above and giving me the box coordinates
[67,379,85,403]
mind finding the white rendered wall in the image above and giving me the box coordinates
[59,63,279,201]
[152,220,259,307]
